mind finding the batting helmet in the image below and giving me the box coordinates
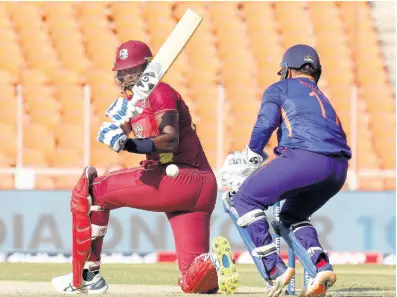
[112,40,153,71]
[277,44,322,83]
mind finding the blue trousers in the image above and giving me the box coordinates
[233,148,348,271]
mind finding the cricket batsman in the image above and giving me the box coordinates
[219,44,351,297]
[51,40,238,294]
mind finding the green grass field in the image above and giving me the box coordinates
[0,263,395,296]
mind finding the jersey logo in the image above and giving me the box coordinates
[132,123,144,138]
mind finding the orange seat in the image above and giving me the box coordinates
[0,70,14,85]
[358,177,384,191]
[91,144,123,169]
[53,175,80,190]
[0,174,14,189]
[0,95,17,126]
[48,149,83,168]
[384,178,396,191]
[27,109,62,130]
[0,123,16,159]
[76,2,108,18]
[23,123,56,153]
[0,151,14,167]
[0,41,25,81]
[122,154,145,169]
[35,175,56,190]
[21,69,50,86]
[55,124,85,153]
[23,148,49,167]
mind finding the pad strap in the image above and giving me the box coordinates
[237,209,266,227]
[84,261,100,272]
[290,221,312,231]
[91,224,108,239]
[252,243,277,258]
[307,246,323,256]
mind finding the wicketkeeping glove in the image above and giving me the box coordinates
[97,122,128,153]
[242,145,268,170]
[219,151,253,192]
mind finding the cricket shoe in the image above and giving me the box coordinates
[211,236,239,294]
[265,262,295,297]
[299,265,336,297]
[51,272,109,294]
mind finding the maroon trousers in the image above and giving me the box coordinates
[88,163,218,273]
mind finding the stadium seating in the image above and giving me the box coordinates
[0,2,394,190]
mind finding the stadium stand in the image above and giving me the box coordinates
[0,2,394,190]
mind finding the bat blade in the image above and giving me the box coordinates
[130,9,202,107]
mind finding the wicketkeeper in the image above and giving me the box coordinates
[220,44,351,297]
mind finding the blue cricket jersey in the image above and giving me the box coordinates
[249,77,352,159]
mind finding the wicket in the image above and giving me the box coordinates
[273,201,313,295]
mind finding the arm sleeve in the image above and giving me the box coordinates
[248,85,282,154]
[149,83,178,114]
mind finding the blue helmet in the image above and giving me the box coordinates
[277,44,322,83]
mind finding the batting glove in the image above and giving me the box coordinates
[105,97,142,125]
[97,122,128,153]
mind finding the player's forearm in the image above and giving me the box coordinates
[122,133,178,154]
[249,103,280,153]
[152,133,179,153]
[249,128,272,154]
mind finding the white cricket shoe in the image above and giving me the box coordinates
[265,262,295,297]
[299,270,336,297]
[51,273,109,294]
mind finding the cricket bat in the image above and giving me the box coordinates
[129,9,203,109]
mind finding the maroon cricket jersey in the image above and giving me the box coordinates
[128,82,211,171]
